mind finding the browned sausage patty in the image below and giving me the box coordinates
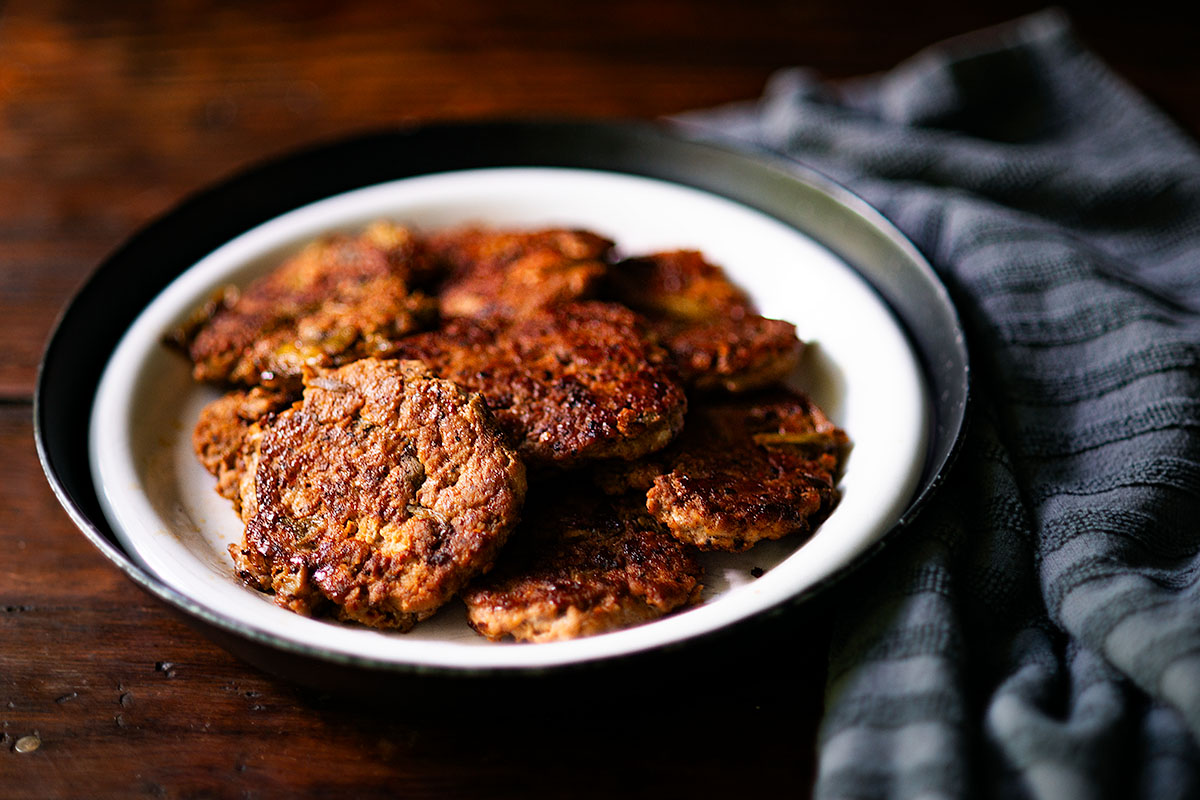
[390,302,688,467]
[661,316,803,393]
[606,388,847,552]
[606,251,802,392]
[606,249,755,321]
[230,358,527,630]
[192,386,296,512]
[462,485,703,642]
[431,227,613,319]
[179,222,438,390]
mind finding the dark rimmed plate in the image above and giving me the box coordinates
[36,120,968,682]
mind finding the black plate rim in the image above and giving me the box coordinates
[35,118,969,678]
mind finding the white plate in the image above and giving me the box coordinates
[89,166,928,670]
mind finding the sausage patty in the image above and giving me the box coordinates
[391,302,688,467]
[462,485,703,642]
[230,358,527,630]
[178,222,438,390]
[192,386,296,512]
[598,388,847,552]
[606,250,802,392]
[648,388,847,551]
[431,227,613,319]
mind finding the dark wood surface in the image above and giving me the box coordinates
[4,1,1198,796]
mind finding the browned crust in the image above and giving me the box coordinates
[462,486,703,642]
[390,302,688,467]
[606,250,755,320]
[641,388,848,552]
[180,222,439,390]
[431,227,613,319]
[192,386,297,511]
[659,316,803,392]
[607,250,802,392]
[230,358,527,630]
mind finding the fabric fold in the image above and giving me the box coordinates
[678,9,1200,799]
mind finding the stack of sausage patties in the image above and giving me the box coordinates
[175,222,847,642]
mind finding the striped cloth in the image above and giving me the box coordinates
[677,10,1200,799]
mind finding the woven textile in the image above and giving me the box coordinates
[678,11,1200,799]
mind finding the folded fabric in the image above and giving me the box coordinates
[677,10,1200,800]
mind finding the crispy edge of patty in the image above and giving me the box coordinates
[192,386,298,513]
[462,488,703,642]
[230,358,528,630]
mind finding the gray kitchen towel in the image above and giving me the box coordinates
[677,10,1200,800]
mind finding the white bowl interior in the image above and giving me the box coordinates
[89,167,928,670]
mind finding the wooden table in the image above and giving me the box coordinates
[3,2,1197,796]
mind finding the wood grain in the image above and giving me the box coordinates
[3,0,1198,397]
[3,399,827,796]
[3,0,1198,795]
